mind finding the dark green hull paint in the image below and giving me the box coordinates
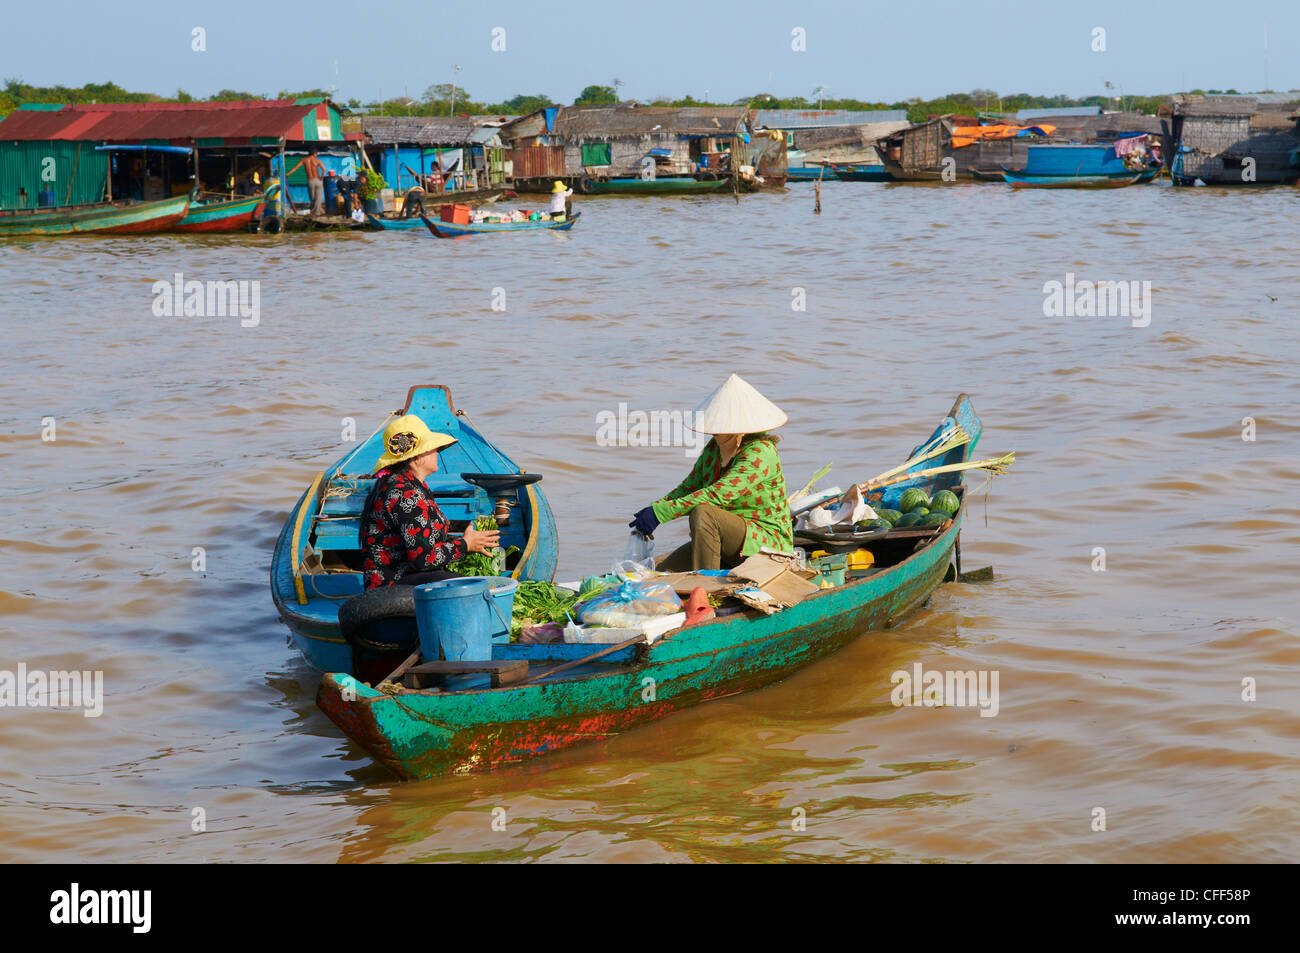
[319,514,958,780]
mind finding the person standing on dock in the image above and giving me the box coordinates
[549,180,573,220]
[302,149,326,216]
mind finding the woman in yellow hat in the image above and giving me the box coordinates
[360,415,499,589]
[630,374,791,571]
[549,180,573,221]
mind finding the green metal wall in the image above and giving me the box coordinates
[0,140,109,208]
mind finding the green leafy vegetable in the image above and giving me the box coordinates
[448,516,519,576]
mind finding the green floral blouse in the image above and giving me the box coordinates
[651,435,792,556]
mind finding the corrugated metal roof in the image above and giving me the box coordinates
[362,116,502,145]
[1172,95,1257,116]
[755,108,908,128]
[1015,106,1101,120]
[0,100,330,142]
[550,105,748,138]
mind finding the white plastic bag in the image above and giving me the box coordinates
[617,533,656,578]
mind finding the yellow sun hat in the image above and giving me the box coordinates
[374,414,457,471]
[552,180,568,193]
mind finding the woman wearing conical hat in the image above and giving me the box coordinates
[630,374,791,571]
[360,415,500,589]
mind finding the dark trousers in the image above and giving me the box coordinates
[656,503,748,572]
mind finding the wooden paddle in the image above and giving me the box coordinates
[517,634,647,686]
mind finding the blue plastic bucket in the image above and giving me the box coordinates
[481,576,518,643]
[412,577,494,661]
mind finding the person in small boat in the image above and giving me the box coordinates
[549,180,572,220]
[361,415,499,589]
[629,374,792,571]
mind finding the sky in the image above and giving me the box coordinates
[3,0,1296,105]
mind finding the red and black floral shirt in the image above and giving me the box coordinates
[361,469,467,588]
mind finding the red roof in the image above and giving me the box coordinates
[0,100,336,144]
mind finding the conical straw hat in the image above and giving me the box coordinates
[689,374,788,434]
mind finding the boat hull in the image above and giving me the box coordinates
[1004,171,1145,188]
[585,177,727,195]
[172,195,264,232]
[832,164,893,182]
[316,394,985,780]
[421,212,580,237]
[319,518,957,779]
[0,195,191,236]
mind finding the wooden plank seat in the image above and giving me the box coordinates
[404,659,530,689]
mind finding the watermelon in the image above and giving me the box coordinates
[895,512,923,528]
[911,506,930,517]
[876,508,903,525]
[863,518,892,531]
[919,511,950,527]
[931,489,960,516]
[899,488,931,513]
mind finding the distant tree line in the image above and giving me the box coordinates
[0,78,1261,122]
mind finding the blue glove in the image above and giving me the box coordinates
[629,506,660,537]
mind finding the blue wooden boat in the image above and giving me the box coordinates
[316,394,989,780]
[270,385,558,676]
[365,214,428,231]
[420,212,581,238]
[785,164,838,182]
[1003,170,1146,189]
[831,164,894,182]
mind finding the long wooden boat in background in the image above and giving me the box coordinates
[581,176,727,195]
[317,394,986,781]
[1003,170,1147,189]
[270,384,559,676]
[172,193,263,232]
[420,211,580,238]
[0,195,190,236]
[832,164,894,182]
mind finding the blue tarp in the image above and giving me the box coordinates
[270,152,356,206]
[380,147,463,194]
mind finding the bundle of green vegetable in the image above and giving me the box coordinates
[448,516,519,576]
[509,581,579,638]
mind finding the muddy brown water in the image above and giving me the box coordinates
[1,181,1297,862]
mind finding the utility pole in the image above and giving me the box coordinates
[450,65,462,116]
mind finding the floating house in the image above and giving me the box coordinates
[360,115,510,200]
[755,109,909,170]
[500,104,786,193]
[0,98,360,209]
[874,115,1059,181]
[1168,94,1300,186]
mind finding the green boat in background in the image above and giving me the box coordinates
[0,194,191,236]
[318,394,991,781]
[578,175,728,195]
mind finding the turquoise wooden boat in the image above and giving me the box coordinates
[270,384,558,676]
[582,176,727,195]
[1003,170,1146,188]
[832,164,894,182]
[784,165,838,182]
[0,195,190,236]
[317,394,987,780]
[421,212,580,238]
[366,214,429,231]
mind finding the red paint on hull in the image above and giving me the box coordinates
[173,201,264,233]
